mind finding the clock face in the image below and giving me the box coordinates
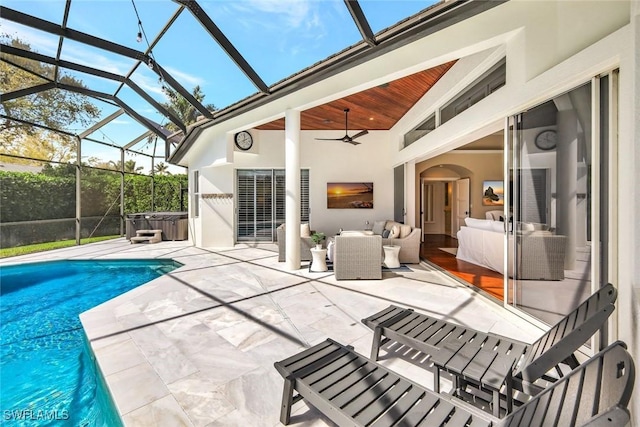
[235,131,253,151]
[535,130,557,150]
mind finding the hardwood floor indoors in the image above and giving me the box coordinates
[420,234,504,300]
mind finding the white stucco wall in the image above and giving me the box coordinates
[191,129,396,247]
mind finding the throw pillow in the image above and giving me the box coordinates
[327,240,334,262]
[384,221,396,231]
[300,223,311,237]
[382,229,391,238]
[399,224,411,239]
[390,225,400,238]
[372,220,386,235]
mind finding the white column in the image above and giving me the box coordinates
[406,160,416,227]
[285,109,301,270]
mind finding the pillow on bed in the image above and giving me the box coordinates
[464,217,494,231]
[490,221,504,233]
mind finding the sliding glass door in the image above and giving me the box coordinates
[236,169,309,242]
[505,74,614,335]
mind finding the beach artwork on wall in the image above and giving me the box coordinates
[482,180,504,206]
[327,182,373,209]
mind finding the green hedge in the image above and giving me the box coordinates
[0,172,76,221]
[0,169,188,247]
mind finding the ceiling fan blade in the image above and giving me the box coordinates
[315,137,344,141]
[350,130,369,140]
[347,140,361,146]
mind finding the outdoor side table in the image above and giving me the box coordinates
[310,248,328,272]
[382,245,401,268]
[430,333,521,417]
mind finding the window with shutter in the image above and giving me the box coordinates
[237,169,309,242]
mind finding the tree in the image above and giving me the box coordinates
[0,34,101,163]
[154,162,170,175]
[161,85,215,132]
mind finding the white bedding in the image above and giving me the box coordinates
[456,225,514,276]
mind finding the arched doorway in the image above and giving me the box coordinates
[420,164,473,239]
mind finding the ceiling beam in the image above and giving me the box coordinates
[1,82,56,102]
[344,0,376,47]
[124,131,154,150]
[53,0,72,82]
[56,83,168,140]
[78,109,125,139]
[0,6,213,119]
[173,0,269,94]
[0,113,76,137]
[1,43,187,132]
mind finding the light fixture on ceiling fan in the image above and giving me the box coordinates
[315,108,368,145]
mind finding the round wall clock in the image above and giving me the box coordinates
[534,129,557,150]
[234,131,253,151]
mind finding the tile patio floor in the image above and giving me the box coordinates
[1,238,544,426]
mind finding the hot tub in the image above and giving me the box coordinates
[125,212,188,241]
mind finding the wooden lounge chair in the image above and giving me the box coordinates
[274,338,634,426]
[361,284,617,415]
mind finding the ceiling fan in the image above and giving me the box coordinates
[315,108,368,145]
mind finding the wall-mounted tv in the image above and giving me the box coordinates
[327,182,373,209]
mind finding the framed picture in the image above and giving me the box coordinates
[327,182,373,209]
[482,180,504,206]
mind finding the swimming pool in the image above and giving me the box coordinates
[0,259,181,426]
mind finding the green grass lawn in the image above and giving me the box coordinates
[0,236,121,258]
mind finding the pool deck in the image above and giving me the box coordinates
[0,238,543,426]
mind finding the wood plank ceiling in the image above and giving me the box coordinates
[255,60,456,131]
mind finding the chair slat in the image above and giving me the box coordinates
[312,356,370,395]
[573,353,602,425]
[319,362,378,399]
[431,328,477,367]
[446,336,486,377]
[328,367,387,408]
[355,380,413,425]
[280,342,346,376]
[526,388,552,426]
[482,353,517,390]
[555,366,583,427]
[424,322,458,347]
[537,376,567,425]
[392,393,440,426]
[417,399,454,426]
[274,340,336,376]
[342,375,399,417]
[369,385,426,427]
[462,344,497,382]
[304,352,360,385]
[396,313,428,335]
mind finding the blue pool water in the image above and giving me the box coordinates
[0,259,181,426]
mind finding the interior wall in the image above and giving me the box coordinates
[416,152,503,224]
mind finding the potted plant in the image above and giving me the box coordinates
[311,232,326,249]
